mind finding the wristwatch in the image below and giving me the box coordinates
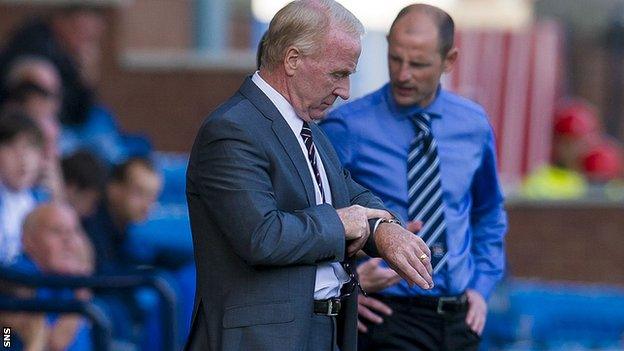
[364,216,401,257]
[368,217,400,236]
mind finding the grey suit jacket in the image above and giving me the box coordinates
[185,77,386,351]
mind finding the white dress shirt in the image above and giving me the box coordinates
[252,72,349,299]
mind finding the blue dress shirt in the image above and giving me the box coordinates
[320,84,508,299]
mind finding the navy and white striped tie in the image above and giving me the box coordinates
[301,122,361,295]
[301,122,326,203]
[407,113,448,273]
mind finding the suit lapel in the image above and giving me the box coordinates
[239,77,316,206]
[271,119,316,205]
[311,125,348,208]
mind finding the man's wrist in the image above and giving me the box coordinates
[368,217,400,236]
[364,216,401,257]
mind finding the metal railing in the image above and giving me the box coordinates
[0,266,178,351]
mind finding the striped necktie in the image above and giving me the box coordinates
[407,112,448,273]
[301,122,363,295]
[300,122,326,203]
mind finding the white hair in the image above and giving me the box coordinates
[260,0,365,70]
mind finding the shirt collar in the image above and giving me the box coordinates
[252,71,303,135]
[0,182,32,198]
[383,83,444,120]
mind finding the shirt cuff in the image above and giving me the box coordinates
[468,273,499,301]
[364,218,380,257]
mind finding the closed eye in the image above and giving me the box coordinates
[331,71,351,79]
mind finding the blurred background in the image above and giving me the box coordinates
[0,0,623,350]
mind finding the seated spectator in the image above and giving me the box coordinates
[61,150,107,219]
[82,157,162,273]
[81,158,169,349]
[21,203,94,276]
[0,203,93,351]
[0,110,45,265]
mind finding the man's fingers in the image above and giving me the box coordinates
[405,250,433,288]
[426,258,433,276]
[473,318,483,335]
[385,272,402,286]
[347,244,359,257]
[467,315,481,335]
[413,240,433,275]
[358,304,384,324]
[406,220,423,233]
[392,256,430,289]
[379,267,399,279]
[357,320,368,333]
[357,258,382,276]
[415,237,431,258]
[361,296,393,316]
[347,235,368,256]
[477,317,485,335]
[364,208,392,219]
[465,306,476,327]
[474,311,485,335]
[466,304,486,335]
[465,290,487,335]
[379,268,401,287]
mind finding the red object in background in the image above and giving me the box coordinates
[581,140,623,181]
[554,100,600,139]
[447,21,563,185]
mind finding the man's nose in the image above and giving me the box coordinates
[398,64,411,82]
[335,78,351,100]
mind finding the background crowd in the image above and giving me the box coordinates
[0,5,194,350]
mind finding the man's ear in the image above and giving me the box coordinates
[284,46,301,77]
[443,47,458,73]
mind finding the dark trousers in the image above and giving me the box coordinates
[358,295,481,351]
[308,314,340,351]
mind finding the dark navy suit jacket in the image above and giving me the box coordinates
[184,77,386,351]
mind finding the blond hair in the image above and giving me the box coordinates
[260,0,364,70]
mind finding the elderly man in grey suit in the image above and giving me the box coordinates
[185,1,434,350]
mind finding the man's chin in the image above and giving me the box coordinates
[393,94,418,107]
[310,108,330,121]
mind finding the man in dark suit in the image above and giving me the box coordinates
[185,1,434,350]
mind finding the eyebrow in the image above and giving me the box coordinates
[334,69,357,76]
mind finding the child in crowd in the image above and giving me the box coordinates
[2,56,65,201]
[0,110,45,265]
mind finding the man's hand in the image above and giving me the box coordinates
[357,295,393,333]
[465,289,487,335]
[374,222,433,289]
[406,220,423,233]
[357,258,401,293]
[337,206,391,256]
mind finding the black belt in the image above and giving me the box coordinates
[314,298,342,316]
[375,293,468,314]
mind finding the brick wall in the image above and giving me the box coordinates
[0,2,249,152]
[506,202,624,285]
